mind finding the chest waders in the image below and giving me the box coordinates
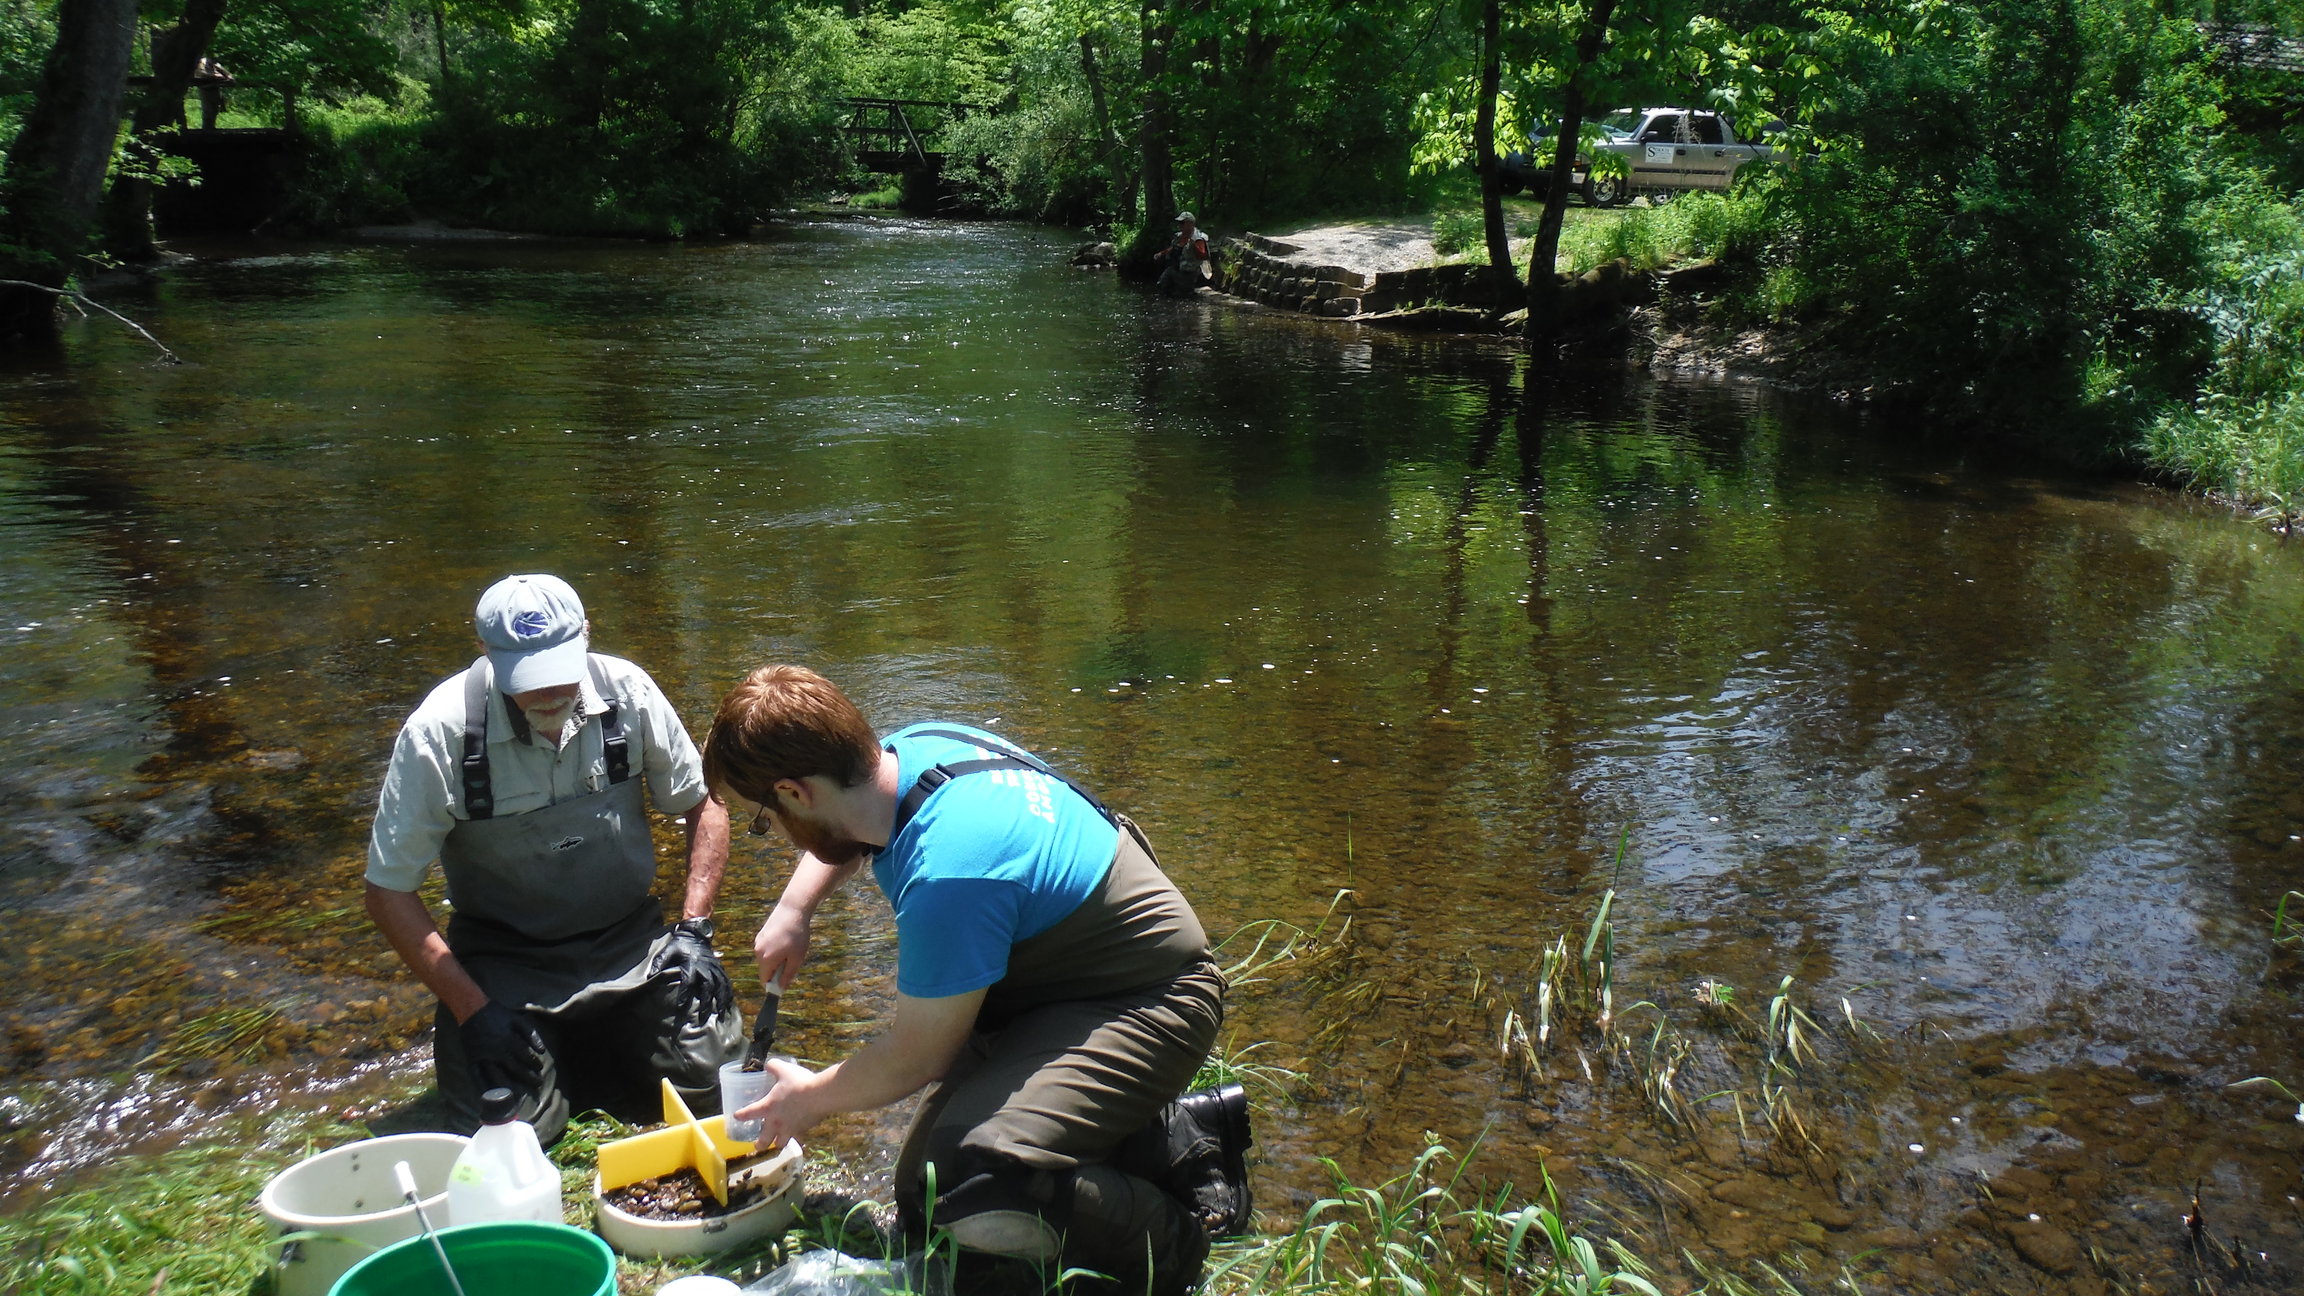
[439,656,663,1010]
[886,730,1222,1296]
[889,729,1208,1026]
[890,727,1117,837]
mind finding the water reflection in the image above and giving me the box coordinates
[1,218,2301,1291]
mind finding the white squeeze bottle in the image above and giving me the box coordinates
[447,1086,563,1225]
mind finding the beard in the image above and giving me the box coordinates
[776,804,876,868]
[520,696,580,746]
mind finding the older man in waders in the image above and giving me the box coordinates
[1153,211,1211,297]
[703,665,1253,1296]
[365,574,743,1144]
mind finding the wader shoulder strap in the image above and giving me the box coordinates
[889,727,1115,840]
[460,661,495,821]
[587,654,630,786]
[457,656,632,821]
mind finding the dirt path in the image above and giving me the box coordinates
[1254,219,1436,274]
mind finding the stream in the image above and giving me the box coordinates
[2,215,2300,1293]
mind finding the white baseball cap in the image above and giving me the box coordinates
[474,574,588,694]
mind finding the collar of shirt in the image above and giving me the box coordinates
[487,669,607,750]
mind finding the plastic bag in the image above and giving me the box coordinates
[741,1249,951,1296]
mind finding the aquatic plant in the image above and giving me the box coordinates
[1194,1038,1304,1103]
[1763,976,1822,1072]
[1217,889,1356,991]
[1470,863,1869,1158]
[135,1003,286,1072]
[1207,1136,1662,1296]
[2227,1075,2304,1124]
[2272,891,2304,949]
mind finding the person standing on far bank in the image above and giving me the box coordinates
[704,665,1253,1296]
[364,574,742,1144]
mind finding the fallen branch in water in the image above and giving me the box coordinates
[1,278,181,363]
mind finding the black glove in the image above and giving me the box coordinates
[654,918,735,1024]
[460,1001,546,1096]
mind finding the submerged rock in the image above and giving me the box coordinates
[2005,1217,2083,1274]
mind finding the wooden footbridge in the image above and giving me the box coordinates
[840,98,976,173]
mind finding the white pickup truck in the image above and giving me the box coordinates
[1507,107,1776,206]
[1586,108,1774,204]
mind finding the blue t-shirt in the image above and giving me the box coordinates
[872,723,1122,998]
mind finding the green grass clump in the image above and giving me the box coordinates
[1553,190,1777,278]
[1432,208,1488,258]
[1210,1138,1660,1296]
[0,1106,377,1296]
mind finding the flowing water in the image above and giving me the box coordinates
[2,217,2301,1293]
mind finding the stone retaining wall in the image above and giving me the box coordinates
[1214,232,1520,319]
[1213,232,1658,332]
[1212,234,1370,317]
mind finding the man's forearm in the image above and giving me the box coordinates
[680,796,730,921]
[788,990,982,1123]
[365,881,489,1023]
[804,1034,947,1116]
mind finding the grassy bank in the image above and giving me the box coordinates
[0,885,1885,1296]
[0,1081,1686,1296]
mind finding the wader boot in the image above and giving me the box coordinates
[1114,1081,1254,1238]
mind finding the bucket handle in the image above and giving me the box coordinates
[272,1229,379,1269]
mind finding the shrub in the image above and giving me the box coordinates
[1430,207,1485,258]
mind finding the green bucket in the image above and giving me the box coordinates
[329,1221,614,1296]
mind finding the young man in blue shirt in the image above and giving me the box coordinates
[703,665,1248,1296]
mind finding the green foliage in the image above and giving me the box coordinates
[270,89,435,228]
[2144,179,2304,511]
[1708,0,2231,449]
[0,0,55,160]
[210,0,403,112]
[846,3,1006,106]
[1553,189,1774,277]
[1410,75,1533,179]
[1431,205,1486,257]
[940,97,1110,222]
[944,0,1456,229]
[407,0,848,235]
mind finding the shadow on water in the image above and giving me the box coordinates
[1,220,2302,1292]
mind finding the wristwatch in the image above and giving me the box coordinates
[674,916,716,940]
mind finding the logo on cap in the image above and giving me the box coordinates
[513,610,550,639]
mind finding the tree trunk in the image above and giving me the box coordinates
[1473,0,1512,295]
[0,0,140,347]
[1138,0,1174,256]
[103,0,231,261]
[1228,13,1280,215]
[432,0,453,91]
[1079,33,1140,227]
[1188,0,1220,214]
[1524,0,1617,337]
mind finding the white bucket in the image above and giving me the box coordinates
[257,1132,471,1296]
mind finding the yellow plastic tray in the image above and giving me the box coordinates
[595,1079,765,1206]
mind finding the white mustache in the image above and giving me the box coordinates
[522,700,577,730]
